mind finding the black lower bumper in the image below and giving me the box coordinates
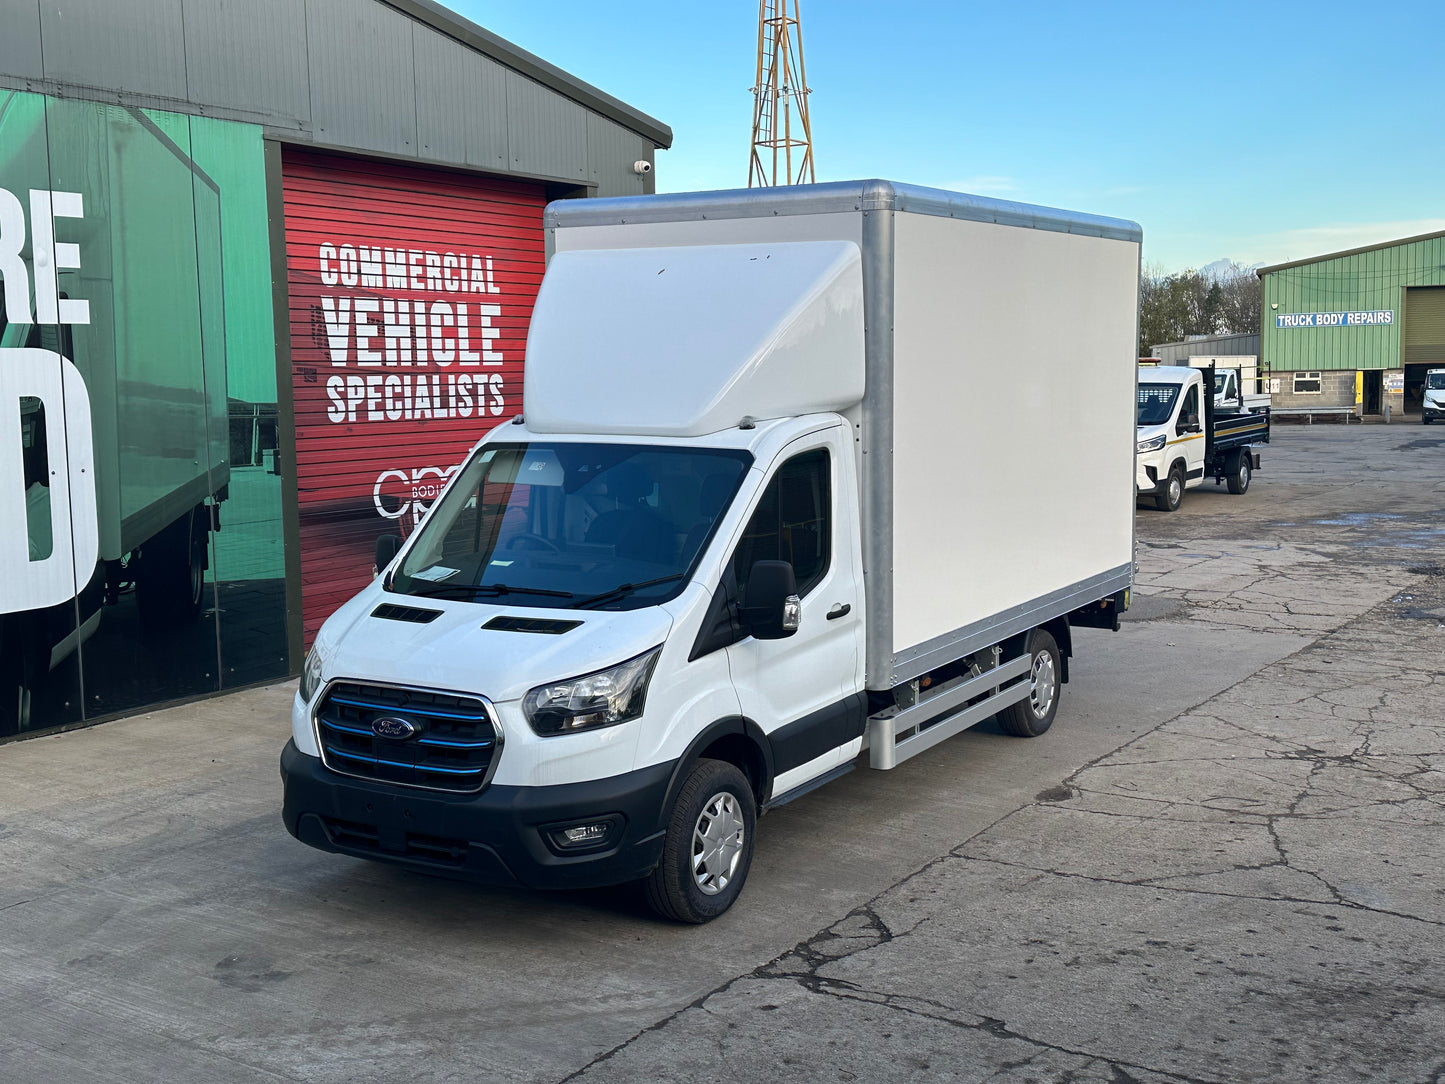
[1425,407,1441,423]
[280,740,672,889]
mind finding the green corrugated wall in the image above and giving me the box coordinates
[1261,234,1445,371]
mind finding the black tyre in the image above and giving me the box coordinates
[1154,463,1185,512]
[645,758,756,924]
[1226,449,1252,495]
[998,629,1062,738]
[137,507,207,631]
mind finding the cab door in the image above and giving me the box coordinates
[1174,382,1206,481]
[723,426,864,799]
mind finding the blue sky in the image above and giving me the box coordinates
[454,2,1444,272]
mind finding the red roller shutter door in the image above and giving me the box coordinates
[281,149,545,642]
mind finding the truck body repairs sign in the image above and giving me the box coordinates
[1275,310,1395,328]
[282,149,545,641]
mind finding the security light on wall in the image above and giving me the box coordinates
[1271,303,1278,309]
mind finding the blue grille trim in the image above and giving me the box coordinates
[327,695,489,721]
[323,747,488,775]
[317,718,493,748]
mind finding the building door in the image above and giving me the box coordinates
[1363,371,1382,415]
[279,149,546,643]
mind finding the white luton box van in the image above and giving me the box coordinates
[281,181,1142,922]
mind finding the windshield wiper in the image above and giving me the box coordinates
[401,582,576,601]
[574,574,687,610]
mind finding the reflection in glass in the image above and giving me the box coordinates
[21,397,52,560]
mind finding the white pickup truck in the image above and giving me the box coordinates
[1137,365,1270,511]
[280,181,1141,922]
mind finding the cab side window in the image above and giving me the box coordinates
[1178,385,1199,431]
[733,449,831,602]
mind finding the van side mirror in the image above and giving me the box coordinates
[740,560,801,640]
[374,533,403,576]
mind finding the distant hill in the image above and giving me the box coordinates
[1200,258,1265,280]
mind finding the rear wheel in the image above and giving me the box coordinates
[137,507,207,631]
[645,758,756,923]
[1154,464,1185,512]
[1226,449,1252,494]
[998,629,1062,738]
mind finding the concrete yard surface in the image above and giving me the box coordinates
[2,425,1443,1082]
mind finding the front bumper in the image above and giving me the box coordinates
[1425,403,1443,422]
[1135,460,1160,495]
[280,740,672,889]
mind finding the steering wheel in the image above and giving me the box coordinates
[505,532,561,553]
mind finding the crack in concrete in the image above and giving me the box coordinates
[563,492,1445,1083]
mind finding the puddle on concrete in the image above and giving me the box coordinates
[1311,512,1406,526]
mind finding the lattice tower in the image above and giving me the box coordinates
[748,0,815,187]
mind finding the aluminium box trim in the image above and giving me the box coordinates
[859,205,895,685]
[544,180,1142,244]
[884,565,1133,689]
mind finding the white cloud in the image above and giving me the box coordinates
[1225,219,1445,269]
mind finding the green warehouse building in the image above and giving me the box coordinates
[1258,231,1445,419]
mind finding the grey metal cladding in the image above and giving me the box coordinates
[412,23,507,171]
[381,0,671,149]
[182,0,310,128]
[0,0,43,82]
[586,112,651,198]
[546,178,1143,244]
[306,0,417,155]
[39,0,188,101]
[506,69,586,182]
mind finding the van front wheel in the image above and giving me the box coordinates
[1155,464,1185,512]
[645,758,756,924]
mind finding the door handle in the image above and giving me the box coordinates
[826,603,851,620]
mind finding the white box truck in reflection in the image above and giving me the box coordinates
[1,172,228,733]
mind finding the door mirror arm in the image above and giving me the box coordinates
[374,533,403,579]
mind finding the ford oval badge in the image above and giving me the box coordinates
[371,716,418,740]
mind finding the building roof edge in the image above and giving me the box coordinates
[1256,229,1445,276]
[380,0,673,149]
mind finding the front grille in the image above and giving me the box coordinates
[321,816,470,866]
[315,681,500,793]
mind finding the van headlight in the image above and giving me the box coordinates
[1136,434,1166,453]
[299,645,326,704]
[523,647,662,736]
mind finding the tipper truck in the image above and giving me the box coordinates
[1136,363,1270,512]
[280,181,1142,922]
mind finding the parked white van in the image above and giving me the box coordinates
[281,181,1141,921]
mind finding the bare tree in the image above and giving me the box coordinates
[1215,262,1262,338]
[1139,262,1261,355]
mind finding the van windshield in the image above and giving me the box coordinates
[1428,373,1445,390]
[1138,384,1181,426]
[391,442,752,610]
